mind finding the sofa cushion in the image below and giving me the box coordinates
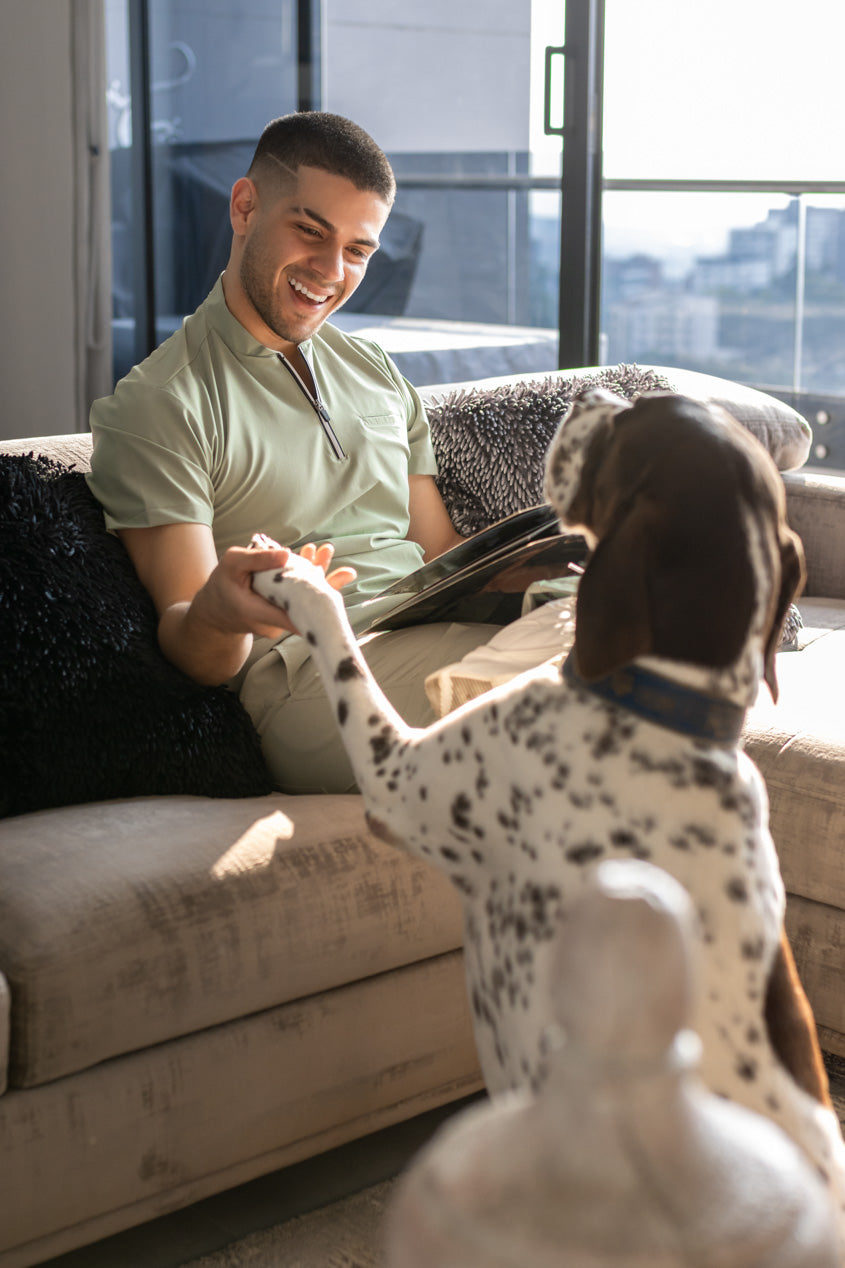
[742,601,845,1041]
[0,431,94,471]
[0,793,464,1088]
[783,471,845,601]
[422,364,812,535]
[0,951,481,1263]
[743,598,845,910]
[0,454,273,817]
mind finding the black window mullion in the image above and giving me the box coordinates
[297,0,322,112]
[126,1,320,368]
[127,0,156,363]
[557,0,605,369]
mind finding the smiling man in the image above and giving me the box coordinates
[87,112,499,793]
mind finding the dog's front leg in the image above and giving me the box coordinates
[251,549,424,840]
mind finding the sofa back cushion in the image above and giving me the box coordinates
[0,432,93,470]
[421,364,812,535]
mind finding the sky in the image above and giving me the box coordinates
[529,0,845,265]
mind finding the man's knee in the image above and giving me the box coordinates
[239,621,499,792]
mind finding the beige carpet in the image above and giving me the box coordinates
[179,1179,394,1268]
[179,1058,845,1268]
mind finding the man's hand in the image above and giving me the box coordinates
[117,522,356,686]
[191,539,299,642]
[247,535,357,636]
[180,538,357,680]
[250,537,363,643]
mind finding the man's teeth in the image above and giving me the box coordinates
[290,278,329,304]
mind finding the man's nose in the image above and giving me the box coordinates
[309,237,345,282]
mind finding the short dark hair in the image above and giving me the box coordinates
[247,111,395,205]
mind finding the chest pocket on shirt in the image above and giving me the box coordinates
[360,412,404,433]
[357,412,409,464]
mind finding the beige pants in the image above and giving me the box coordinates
[237,622,500,794]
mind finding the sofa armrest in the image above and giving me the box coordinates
[783,470,845,600]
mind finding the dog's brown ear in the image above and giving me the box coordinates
[763,527,805,702]
[573,494,657,679]
[765,929,831,1107]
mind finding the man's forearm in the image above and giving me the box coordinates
[158,599,253,686]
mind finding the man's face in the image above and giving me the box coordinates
[235,165,391,350]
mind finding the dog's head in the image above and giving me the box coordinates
[543,388,805,700]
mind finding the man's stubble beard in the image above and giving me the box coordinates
[238,233,334,347]
[239,236,295,345]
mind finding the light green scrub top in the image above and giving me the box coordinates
[87,277,438,638]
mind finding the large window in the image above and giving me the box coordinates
[105,0,568,385]
[106,0,302,378]
[598,0,845,468]
[106,0,845,468]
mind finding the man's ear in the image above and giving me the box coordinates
[230,177,259,236]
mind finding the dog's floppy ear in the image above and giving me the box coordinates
[545,386,631,534]
[570,393,803,685]
[762,526,805,702]
[573,492,658,679]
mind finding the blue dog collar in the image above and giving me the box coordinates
[561,651,745,745]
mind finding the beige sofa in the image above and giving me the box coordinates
[0,365,843,1267]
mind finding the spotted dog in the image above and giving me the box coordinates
[252,389,845,1228]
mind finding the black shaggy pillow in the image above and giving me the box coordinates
[0,454,273,818]
[427,364,673,535]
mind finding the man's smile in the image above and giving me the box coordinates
[289,277,332,305]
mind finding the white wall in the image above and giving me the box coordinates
[0,1,77,439]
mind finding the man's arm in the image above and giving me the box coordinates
[118,523,353,686]
[407,474,466,561]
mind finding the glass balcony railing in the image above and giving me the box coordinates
[599,183,845,474]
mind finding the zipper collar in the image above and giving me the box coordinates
[277,350,346,460]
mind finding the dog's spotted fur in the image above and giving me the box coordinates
[253,389,845,1232]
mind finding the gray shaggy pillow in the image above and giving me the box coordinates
[427,364,672,535]
[425,363,802,649]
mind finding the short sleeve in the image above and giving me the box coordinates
[404,378,439,477]
[87,380,215,532]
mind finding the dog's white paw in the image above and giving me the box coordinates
[251,547,342,631]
